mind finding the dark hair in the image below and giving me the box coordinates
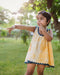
[36,11,51,26]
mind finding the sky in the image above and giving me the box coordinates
[0,0,29,12]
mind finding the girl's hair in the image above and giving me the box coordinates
[36,11,51,26]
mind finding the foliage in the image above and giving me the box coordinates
[18,2,36,25]
[1,29,8,37]
[11,29,31,45]
[0,6,15,27]
[21,0,60,39]
[9,17,15,25]
[17,15,26,24]
[0,6,10,24]
[50,0,60,17]
[11,29,21,39]
[20,30,30,45]
[18,3,35,44]
[28,0,60,19]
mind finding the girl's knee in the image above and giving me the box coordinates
[37,65,45,73]
[25,63,36,75]
[26,70,34,75]
[37,68,44,73]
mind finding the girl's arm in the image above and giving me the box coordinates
[42,29,53,41]
[15,25,36,32]
[39,25,53,41]
[7,25,36,33]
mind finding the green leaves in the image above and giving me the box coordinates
[1,30,7,37]
[20,30,30,45]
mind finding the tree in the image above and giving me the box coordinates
[9,17,15,25]
[18,2,35,25]
[0,6,10,24]
[17,3,35,44]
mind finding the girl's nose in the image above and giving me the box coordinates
[38,19,40,22]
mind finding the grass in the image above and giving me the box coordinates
[0,37,60,75]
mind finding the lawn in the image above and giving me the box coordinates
[0,38,60,75]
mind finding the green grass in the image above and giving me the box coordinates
[0,38,60,75]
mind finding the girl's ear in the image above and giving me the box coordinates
[47,20,51,24]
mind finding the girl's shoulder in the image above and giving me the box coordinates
[35,26,38,29]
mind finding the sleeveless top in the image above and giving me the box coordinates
[24,26,54,68]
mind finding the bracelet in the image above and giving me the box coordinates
[12,25,15,29]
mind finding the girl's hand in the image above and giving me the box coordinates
[37,21,46,32]
[7,25,16,34]
[7,27,13,34]
[39,25,47,35]
[39,25,45,32]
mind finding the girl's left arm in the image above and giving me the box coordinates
[42,29,53,41]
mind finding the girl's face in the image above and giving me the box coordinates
[37,14,48,27]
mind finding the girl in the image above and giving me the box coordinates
[7,11,54,75]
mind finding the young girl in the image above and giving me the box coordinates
[7,11,54,75]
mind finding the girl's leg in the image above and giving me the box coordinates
[25,63,36,75]
[37,64,46,75]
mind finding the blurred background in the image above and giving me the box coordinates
[0,0,60,75]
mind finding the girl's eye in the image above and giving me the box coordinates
[37,18,39,20]
[40,18,43,20]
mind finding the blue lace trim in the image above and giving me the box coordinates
[24,60,54,68]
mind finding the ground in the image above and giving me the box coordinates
[0,37,60,75]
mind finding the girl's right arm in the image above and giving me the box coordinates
[7,25,36,33]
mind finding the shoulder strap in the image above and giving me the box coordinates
[47,29,50,33]
[34,26,38,32]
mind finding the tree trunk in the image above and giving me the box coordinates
[47,0,60,40]
[51,12,60,40]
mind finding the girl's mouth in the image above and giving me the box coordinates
[39,24,41,26]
